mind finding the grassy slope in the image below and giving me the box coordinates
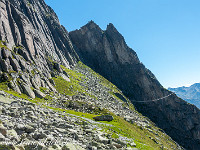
[0,62,180,150]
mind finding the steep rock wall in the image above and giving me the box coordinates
[0,0,79,98]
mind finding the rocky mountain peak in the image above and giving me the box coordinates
[70,21,200,150]
[106,23,119,34]
[80,20,102,34]
[85,20,99,28]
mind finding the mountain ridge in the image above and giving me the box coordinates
[69,21,200,150]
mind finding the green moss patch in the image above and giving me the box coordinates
[53,76,85,96]
[0,40,9,50]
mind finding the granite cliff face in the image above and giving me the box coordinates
[0,0,79,69]
[69,21,200,150]
[0,0,79,97]
[169,83,200,108]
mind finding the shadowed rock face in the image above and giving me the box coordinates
[69,21,200,150]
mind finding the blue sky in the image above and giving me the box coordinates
[45,0,200,88]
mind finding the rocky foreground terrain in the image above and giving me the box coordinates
[0,0,199,149]
[0,63,183,150]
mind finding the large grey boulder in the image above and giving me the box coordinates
[15,124,35,134]
[61,73,70,82]
[33,132,47,140]
[45,79,56,92]
[0,124,7,136]
[96,135,109,144]
[93,115,114,121]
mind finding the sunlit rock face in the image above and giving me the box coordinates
[0,0,78,100]
[0,0,79,70]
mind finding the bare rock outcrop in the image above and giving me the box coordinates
[0,0,79,97]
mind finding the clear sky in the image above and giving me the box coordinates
[45,0,200,88]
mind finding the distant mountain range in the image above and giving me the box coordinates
[168,83,200,108]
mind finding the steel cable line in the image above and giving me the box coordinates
[130,93,174,103]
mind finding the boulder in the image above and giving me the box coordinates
[18,58,26,71]
[93,115,114,121]
[2,48,12,59]
[24,125,35,133]
[45,79,56,92]
[21,84,35,98]
[61,73,70,82]
[31,78,40,89]
[18,48,31,61]
[0,106,3,115]
[96,135,109,144]
[34,74,42,87]
[33,89,46,98]
[129,142,136,147]
[114,139,127,146]
[8,81,21,94]
[54,63,63,73]
[9,58,21,72]
[1,59,10,72]
[33,132,47,140]
[0,133,5,141]
[7,129,19,142]
[0,125,7,136]
[15,124,35,134]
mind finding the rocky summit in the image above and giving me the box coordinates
[0,0,198,150]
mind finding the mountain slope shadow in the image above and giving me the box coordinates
[69,21,200,150]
